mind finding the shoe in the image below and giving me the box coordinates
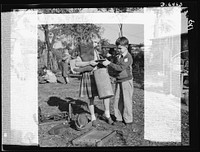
[107,117,114,125]
[92,120,99,127]
[125,122,133,128]
[125,122,138,132]
[113,120,123,126]
[101,114,114,125]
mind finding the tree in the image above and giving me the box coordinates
[38,39,46,59]
[100,38,110,46]
[37,8,84,70]
[38,8,104,71]
[181,7,188,18]
[62,24,102,45]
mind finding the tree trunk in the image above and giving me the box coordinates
[42,25,52,70]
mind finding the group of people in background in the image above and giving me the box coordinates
[38,46,71,84]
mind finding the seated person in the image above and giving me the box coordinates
[60,47,71,83]
[39,66,57,83]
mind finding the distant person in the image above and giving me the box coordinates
[39,66,57,83]
[69,50,81,75]
[60,47,71,84]
[102,36,134,128]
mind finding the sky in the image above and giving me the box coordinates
[98,24,144,44]
[38,24,144,45]
[98,12,187,45]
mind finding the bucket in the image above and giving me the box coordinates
[94,68,114,99]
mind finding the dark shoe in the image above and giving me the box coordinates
[92,120,99,127]
[125,122,133,128]
[113,121,123,126]
[107,117,114,125]
[125,122,138,132]
[102,114,114,125]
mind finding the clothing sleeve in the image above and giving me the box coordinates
[108,56,132,72]
[76,56,82,62]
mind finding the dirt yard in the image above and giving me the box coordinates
[38,75,189,147]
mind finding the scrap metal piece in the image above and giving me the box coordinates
[72,128,116,146]
[48,122,70,135]
[39,111,69,126]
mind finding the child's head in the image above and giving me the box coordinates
[42,66,48,73]
[115,37,129,54]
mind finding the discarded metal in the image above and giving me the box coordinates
[39,103,73,125]
[75,113,92,131]
[39,113,68,126]
[72,128,116,146]
[48,122,70,135]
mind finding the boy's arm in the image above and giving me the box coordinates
[108,56,132,72]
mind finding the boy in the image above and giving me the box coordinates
[102,37,134,127]
[40,66,57,83]
[75,33,113,126]
[60,47,71,84]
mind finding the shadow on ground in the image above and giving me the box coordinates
[46,96,116,119]
[47,96,90,115]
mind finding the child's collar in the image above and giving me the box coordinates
[121,50,128,58]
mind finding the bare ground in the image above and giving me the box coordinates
[38,75,189,147]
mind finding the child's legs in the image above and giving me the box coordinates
[114,83,124,121]
[103,98,110,118]
[88,97,96,121]
[122,79,133,123]
[62,62,70,82]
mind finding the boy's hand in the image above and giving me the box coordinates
[102,59,111,66]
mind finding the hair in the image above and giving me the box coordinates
[38,66,47,76]
[42,66,47,70]
[115,37,129,47]
[90,32,100,41]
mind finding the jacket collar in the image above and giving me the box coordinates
[121,50,128,58]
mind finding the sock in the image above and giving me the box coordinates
[104,110,110,118]
[91,114,96,121]
[88,104,96,121]
[103,98,110,118]
[65,77,69,83]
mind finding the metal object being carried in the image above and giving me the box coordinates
[94,68,114,99]
[72,128,116,146]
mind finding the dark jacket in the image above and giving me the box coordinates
[108,52,133,82]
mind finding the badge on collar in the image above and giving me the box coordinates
[124,58,128,62]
